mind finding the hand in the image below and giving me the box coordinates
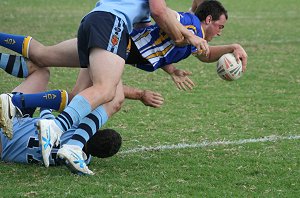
[171,69,195,90]
[232,44,248,72]
[140,90,164,108]
[186,36,210,57]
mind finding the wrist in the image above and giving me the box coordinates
[137,90,146,100]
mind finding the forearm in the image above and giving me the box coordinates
[150,1,184,44]
[123,85,144,100]
[161,64,177,75]
[197,44,239,62]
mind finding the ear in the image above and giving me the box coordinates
[205,15,212,25]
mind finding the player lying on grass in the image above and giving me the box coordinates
[0,66,164,139]
[0,67,122,170]
[0,0,247,175]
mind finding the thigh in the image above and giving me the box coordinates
[30,38,79,68]
[89,48,125,87]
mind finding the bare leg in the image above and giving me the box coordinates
[79,48,125,109]
[12,67,50,94]
[29,38,80,68]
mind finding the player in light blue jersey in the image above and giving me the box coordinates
[0,68,122,172]
[0,112,122,167]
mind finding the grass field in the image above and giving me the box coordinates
[1,0,300,197]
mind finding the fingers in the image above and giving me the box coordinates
[197,39,209,56]
[142,91,164,108]
[235,54,247,72]
[175,77,195,91]
[241,57,247,72]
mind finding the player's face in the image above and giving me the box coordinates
[205,14,227,42]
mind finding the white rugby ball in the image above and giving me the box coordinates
[216,53,243,81]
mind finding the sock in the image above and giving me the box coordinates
[0,33,32,57]
[67,105,108,149]
[40,108,55,119]
[0,53,29,78]
[55,95,92,132]
[12,90,68,111]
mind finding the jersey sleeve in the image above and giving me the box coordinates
[179,12,204,53]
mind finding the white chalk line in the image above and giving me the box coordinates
[120,135,300,154]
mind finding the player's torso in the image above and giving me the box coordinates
[0,118,64,165]
[1,117,44,164]
[130,12,203,71]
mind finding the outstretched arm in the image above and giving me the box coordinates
[195,44,248,72]
[70,69,164,108]
[123,85,164,108]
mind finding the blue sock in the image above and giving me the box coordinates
[67,105,108,149]
[0,53,29,78]
[0,33,32,57]
[12,90,68,111]
[55,95,92,132]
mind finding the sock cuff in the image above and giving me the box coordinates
[58,90,69,112]
[22,36,32,58]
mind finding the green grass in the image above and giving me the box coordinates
[1,0,300,197]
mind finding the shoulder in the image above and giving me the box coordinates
[178,12,200,26]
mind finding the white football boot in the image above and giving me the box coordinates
[0,93,22,139]
[36,119,63,167]
[57,144,94,175]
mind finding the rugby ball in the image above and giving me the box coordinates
[216,53,243,81]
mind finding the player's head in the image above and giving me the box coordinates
[85,128,122,158]
[194,0,228,41]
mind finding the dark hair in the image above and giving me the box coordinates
[194,0,228,21]
[85,128,122,158]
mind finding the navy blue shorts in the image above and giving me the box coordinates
[77,11,129,68]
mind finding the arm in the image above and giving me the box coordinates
[149,1,209,56]
[123,85,164,108]
[162,64,195,90]
[195,44,248,71]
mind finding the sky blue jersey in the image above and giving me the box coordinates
[130,12,204,72]
[0,117,91,165]
[91,0,151,33]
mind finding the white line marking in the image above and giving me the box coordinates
[120,135,300,154]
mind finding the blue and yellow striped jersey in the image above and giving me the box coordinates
[130,12,204,72]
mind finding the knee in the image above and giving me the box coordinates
[113,93,125,113]
[92,84,118,104]
[106,92,124,117]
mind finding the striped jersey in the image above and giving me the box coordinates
[130,12,204,72]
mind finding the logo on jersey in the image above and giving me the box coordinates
[111,34,119,46]
[114,27,121,32]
